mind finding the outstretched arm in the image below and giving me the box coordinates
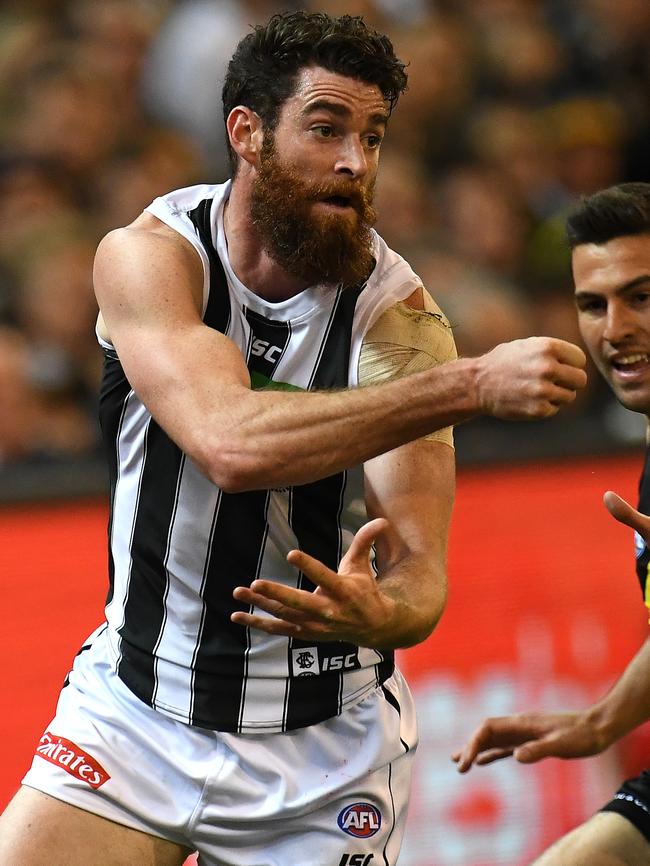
[452,637,650,772]
[452,490,650,772]
[95,217,587,493]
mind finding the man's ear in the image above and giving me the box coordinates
[226,107,265,168]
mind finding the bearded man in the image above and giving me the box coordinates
[0,11,587,866]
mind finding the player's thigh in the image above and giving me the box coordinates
[532,812,650,866]
[0,786,193,866]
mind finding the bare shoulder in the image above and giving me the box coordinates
[401,285,450,321]
[94,212,204,327]
[402,285,425,310]
[96,212,201,275]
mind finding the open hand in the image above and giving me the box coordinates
[451,710,607,773]
[231,518,397,647]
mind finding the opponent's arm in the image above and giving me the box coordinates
[452,490,650,772]
[452,636,650,772]
[95,220,587,493]
[589,493,650,737]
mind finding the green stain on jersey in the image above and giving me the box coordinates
[250,371,304,392]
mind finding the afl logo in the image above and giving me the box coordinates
[337,803,381,838]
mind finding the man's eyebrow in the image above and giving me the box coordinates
[617,274,650,292]
[575,274,650,300]
[301,99,389,126]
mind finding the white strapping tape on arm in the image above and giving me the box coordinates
[358,288,457,447]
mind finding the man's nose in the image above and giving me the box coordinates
[604,304,635,343]
[334,137,368,178]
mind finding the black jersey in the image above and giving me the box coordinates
[635,444,650,614]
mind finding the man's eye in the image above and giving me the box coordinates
[366,135,383,149]
[314,126,334,138]
[578,300,605,313]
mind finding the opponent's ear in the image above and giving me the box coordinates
[227,107,264,167]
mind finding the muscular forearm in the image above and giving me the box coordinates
[195,357,477,492]
[372,555,447,649]
[98,224,587,493]
[190,336,584,491]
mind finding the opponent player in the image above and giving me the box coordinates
[453,182,650,865]
[0,11,587,866]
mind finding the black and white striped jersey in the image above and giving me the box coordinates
[97,182,423,733]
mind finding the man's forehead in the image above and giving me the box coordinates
[573,235,650,291]
[288,66,388,115]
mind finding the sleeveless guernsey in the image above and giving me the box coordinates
[97,181,425,733]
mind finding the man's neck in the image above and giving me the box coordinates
[223,180,312,302]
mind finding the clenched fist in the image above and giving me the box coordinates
[474,337,587,420]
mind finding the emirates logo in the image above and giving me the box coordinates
[35,732,110,789]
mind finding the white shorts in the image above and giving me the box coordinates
[22,626,417,866]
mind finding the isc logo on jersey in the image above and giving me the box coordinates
[337,803,382,838]
[291,647,359,677]
[250,338,283,363]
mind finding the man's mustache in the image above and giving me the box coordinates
[306,181,374,214]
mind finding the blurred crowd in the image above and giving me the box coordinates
[1,0,649,480]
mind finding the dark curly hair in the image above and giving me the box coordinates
[566,183,650,248]
[222,10,408,172]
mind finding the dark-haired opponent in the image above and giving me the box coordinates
[454,183,650,866]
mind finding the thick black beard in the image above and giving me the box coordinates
[250,137,376,288]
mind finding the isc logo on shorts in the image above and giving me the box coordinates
[338,855,374,866]
[337,803,382,838]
